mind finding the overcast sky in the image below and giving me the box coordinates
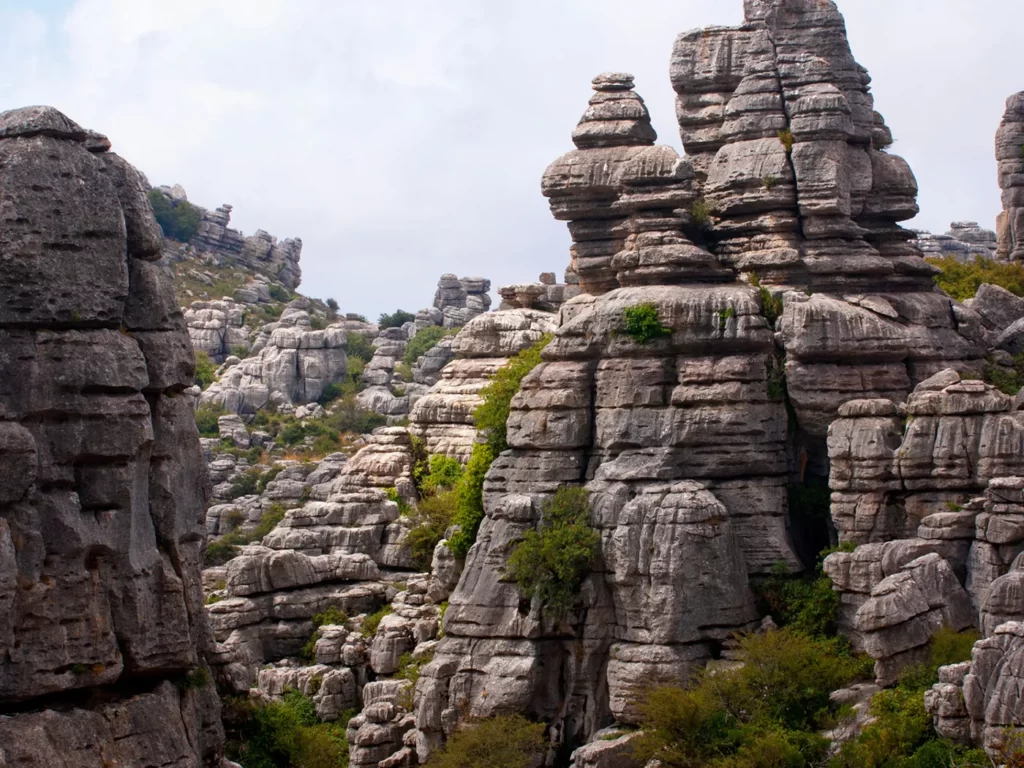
[2,1,1021,317]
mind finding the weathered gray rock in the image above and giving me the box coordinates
[996,93,1024,261]
[0,105,221,765]
[433,274,492,328]
[409,309,558,460]
[916,223,999,262]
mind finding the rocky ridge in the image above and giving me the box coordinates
[997,92,1024,261]
[0,106,223,766]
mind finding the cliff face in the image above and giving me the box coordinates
[0,106,222,766]
[413,0,988,760]
[996,92,1024,261]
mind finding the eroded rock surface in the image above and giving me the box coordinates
[0,105,222,766]
[997,92,1024,261]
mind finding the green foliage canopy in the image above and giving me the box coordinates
[147,189,203,242]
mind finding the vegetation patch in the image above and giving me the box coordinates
[506,487,600,617]
[623,304,672,344]
[830,628,986,768]
[632,628,866,768]
[404,456,464,570]
[403,325,458,367]
[224,690,352,768]
[148,189,203,243]
[204,503,287,567]
[985,353,1024,395]
[378,309,416,329]
[361,605,393,638]
[778,128,795,153]
[423,714,545,768]
[928,255,1024,301]
[690,198,714,229]
[751,273,784,327]
[195,402,228,437]
[194,350,218,390]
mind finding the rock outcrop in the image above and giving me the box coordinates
[433,274,492,328]
[408,309,558,460]
[0,106,222,765]
[200,302,347,414]
[997,92,1024,261]
[916,222,999,262]
[409,0,990,761]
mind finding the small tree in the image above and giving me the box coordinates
[505,487,600,617]
[425,715,545,768]
[378,309,416,329]
[147,189,203,242]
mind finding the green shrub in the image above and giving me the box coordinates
[384,487,412,515]
[623,304,671,344]
[226,690,350,768]
[829,627,981,768]
[751,273,784,327]
[268,284,291,302]
[194,350,218,390]
[204,503,287,567]
[928,255,1024,301]
[226,468,261,500]
[326,298,339,312]
[325,394,387,435]
[403,325,457,366]
[506,487,600,617]
[404,489,458,571]
[396,649,434,685]
[378,309,416,329]
[416,454,464,494]
[299,607,350,662]
[424,714,545,768]
[474,335,551,454]
[633,629,863,768]
[986,353,1024,395]
[183,667,211,689]
[147,189,203,242]
[345,333,374,364]
[447,442,494,559]
[317,382,344,405]
[690,198,714,229]
[257,466,283,493]
[195,402,227,437]
[230,344,250,359]
[361,605,393,638]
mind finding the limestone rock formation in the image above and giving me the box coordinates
[409,1,992,760]
[433,274,492,328]
[498,271,581,313]
[997,92,1024,261]
[0,106,222,765]
[200,302,347,413]
[188,199,303,289]
[408,309,558,460]
[916,222,999,261]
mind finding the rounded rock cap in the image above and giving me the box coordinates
[0,105,90,142]
[592,72,635,92]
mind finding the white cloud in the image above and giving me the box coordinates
[2,0,1022,317]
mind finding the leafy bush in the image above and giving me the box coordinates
[986,353,1024,395]
[316,382,344,405]
[447,442,494,559]
[327,395,387,435]
[204,503,287,567]
[195,402,227,437]
[506,487,600,617]
[300,607,350,662]
[225,468,261,500]
[384,487,412,515]
[751,273,784,327]
[417,454,464,494]
[403,325,457,366]
[268,284,291,302]
[928,255,1024,301]
[378,309,416,329]
[194,350,218,390]
[257,466,283,493]
[396,649,434,685]
[424,714,545,768]
[225,690,350,768]
[474,335,551,455]
[623,303,671,343]
[230,344,250,359]
[633,629,865,768]
[326,298,339,312]
[345,333,374,364]
[404,489,457,571]
[690,198,714,229]
[829,627,981,768]
[361,605,393,638]
[147,189,203,242]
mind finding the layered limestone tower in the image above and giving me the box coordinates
[413,0,988,760]
[997,92,1024,261]
[0,107,222,764]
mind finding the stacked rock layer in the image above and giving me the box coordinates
[997,92,1024,261]
[0,107,222,766]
